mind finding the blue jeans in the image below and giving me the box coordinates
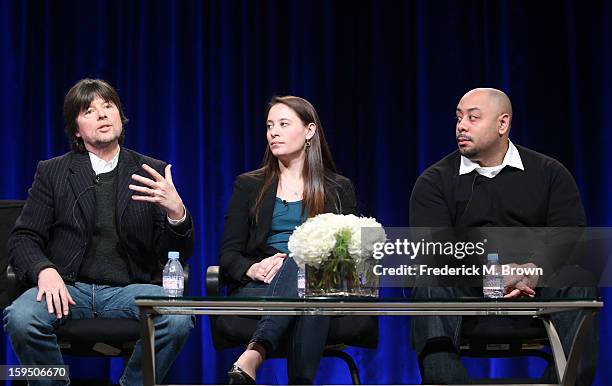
[3,282,194,386]
[232,257,330,384]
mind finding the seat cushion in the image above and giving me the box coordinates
[327,315,378,348]
[56,318,140,343]
[461,316,547,342]
[211,315,378,351]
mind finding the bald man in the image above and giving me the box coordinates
[456,88,512,164]
[409,88,598,384]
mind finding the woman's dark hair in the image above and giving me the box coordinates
[249,95,337,219]
[63,78,128,152]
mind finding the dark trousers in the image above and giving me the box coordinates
[411,283,599,385]
[232,257,330,384]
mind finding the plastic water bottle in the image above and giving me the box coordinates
[483,253,504,299]
[163,251,184,297]
[297,266,306,298]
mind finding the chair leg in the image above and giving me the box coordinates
[323,348,361,385]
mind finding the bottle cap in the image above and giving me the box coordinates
[487,253,499,262]
[168,251,180,260]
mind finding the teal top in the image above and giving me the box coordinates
[266,198,305,254]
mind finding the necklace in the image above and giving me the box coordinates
[279,178,303,200]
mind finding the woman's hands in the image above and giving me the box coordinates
[246,253,286,283]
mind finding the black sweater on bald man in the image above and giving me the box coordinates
[409,144,586,278]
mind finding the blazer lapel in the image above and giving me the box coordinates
[323,180,342,214]
[256,176,278,245]
[68,152,96,235]
[116,148,141,223]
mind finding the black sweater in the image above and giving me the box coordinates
[409,145,586,277]
[78,168,131,286]
[410,145,585,228]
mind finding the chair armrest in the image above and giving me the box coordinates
[7,264,21,303]
[206,266,221,296]
[183,264,190,296]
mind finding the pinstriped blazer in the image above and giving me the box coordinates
[8,147,194,286]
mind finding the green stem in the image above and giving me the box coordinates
[305,228,361,294]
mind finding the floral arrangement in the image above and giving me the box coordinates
[288,213,386,296]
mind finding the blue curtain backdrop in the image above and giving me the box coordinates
[1,0,611,384]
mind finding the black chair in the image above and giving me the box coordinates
[206,265,377,384]
[1,200,189,359]
[460,266,600,383]
[458,316,556,384]
[0,201,26,310]
[460,315,553,361]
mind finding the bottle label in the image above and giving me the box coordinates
[163,277,184,289]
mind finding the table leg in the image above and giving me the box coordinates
[560,310,597,386]
[140,306,156,386]
[539,316,566,385]
[539,310,597,386]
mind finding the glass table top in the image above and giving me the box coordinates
[135,295,601,303]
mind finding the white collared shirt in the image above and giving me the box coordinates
[87,146,186,225]
[459,140,524,178]
[89,147,120,175]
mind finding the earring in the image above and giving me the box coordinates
[305,139,311,149]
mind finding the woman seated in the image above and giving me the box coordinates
[219,95,357,384]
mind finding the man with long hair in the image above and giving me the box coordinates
[3,78,195,385]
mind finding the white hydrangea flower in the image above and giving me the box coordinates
[288,213,386,268]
